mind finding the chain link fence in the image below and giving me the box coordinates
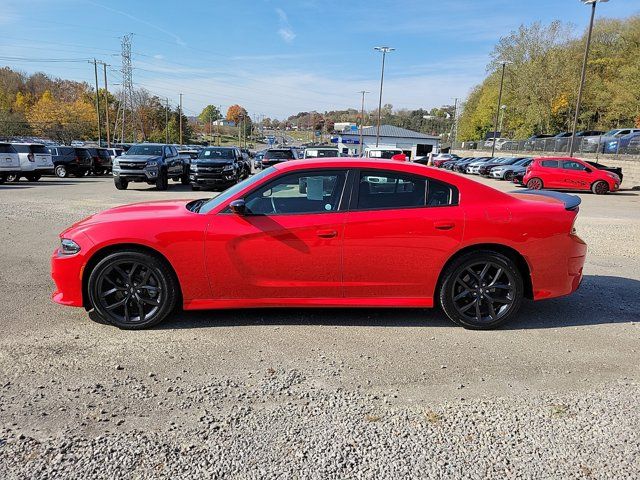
[455,136,640,156]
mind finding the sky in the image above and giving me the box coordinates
[1,0,638,119]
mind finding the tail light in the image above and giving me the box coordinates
[27,153,34,162]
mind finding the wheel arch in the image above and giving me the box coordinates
[81,243,183,310]
[436,243,534,302]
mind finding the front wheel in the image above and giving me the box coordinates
[504,171,514,181]
[55,165,68,178]
[591,180,609,195]
[439,250,524,330]
[526,177,543,190]
[155,171,168,190]
[5,173,20,183]
[181,171,190,185]
[114,178,128,190]
[87,251,177,329]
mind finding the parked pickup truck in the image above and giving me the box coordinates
[112,143,189,190]
[190,146,249,191]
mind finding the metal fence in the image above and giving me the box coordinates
[454,137,640,156]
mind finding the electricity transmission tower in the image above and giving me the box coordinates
[120,34,134,143]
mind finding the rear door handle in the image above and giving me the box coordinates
[316,229,337,238]
[434,222,455,231]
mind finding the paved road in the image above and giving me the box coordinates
[0,172,638,478]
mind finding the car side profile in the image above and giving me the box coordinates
[51,159,586,331]
[523,157,620,194]
[48,146,93,178]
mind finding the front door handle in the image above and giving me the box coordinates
[317,229,337,238]
[434,222,455,231]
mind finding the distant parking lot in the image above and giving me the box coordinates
[1,174,639,477]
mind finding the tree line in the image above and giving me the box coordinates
[457,15,640,141]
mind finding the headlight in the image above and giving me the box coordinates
[190,163,198,172]
[606,172,620,181]
[60,238,81,255]
[145,159,159,167]
[112,160,119,168]
[222,164,235,172]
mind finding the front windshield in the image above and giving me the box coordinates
[127,145,163,156]
[199,148,234,160]
[198,167,275,214]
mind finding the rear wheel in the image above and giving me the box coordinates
[591,180,609,195]
[439,250,523,330]
[25,173,41,182]
[6,173,20,182]
[114,178,128,190]
[526,177,543,190]
[55,165,68,178]
[87,251,177,329]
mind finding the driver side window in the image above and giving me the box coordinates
[244,170,347,215]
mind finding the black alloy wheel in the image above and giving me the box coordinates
[591,180,609,195]
[88,251,177,329]
[440,251,523,329]
[504,171,514,181]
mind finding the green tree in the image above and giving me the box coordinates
[198,105,221,124]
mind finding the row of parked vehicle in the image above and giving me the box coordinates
[0,142,125,183]
[477,128,640,154]
[433,154,624,195]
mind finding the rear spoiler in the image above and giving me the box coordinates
[511,189,581,211]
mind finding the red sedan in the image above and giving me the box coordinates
[51,159,587,330]
[523,157,620,194]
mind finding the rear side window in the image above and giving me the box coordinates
[427,179,459,207]
[98,149,110,158]
[562,160,586,170]
[30,145,49,154]
[540,160,559,168]
[13,145,30,153]
[75,148,90,157]
[59,147,74,155]
[0,144,17,154]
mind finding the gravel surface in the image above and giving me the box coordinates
[1,174,639,479]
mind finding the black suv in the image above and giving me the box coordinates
[86,147,113,175]
[261,148,296,168]
[190,147,249,191]
[112,143,189,190]
[48,146,93,178]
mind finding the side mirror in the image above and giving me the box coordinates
[229,199,246,215]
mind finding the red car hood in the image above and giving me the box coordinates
[68,200,193,230]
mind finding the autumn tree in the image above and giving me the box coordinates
[226,104,248,125]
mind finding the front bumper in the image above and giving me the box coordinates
[113,167,158,181]
[51,241,91,308]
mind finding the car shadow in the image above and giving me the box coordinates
[1,180,104,188]
[154,275,639,331]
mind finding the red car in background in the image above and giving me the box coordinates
[51,159,586,331]
[523,157,620,194]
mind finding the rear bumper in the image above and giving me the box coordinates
[531,234,587,300]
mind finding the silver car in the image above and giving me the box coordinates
[490,158,533,180]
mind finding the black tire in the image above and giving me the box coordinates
[439,250,524,330]
[73,171,87,178]
[591,180,609,195]
[0,174,5,184]
[25,173,41,182]
[87,250,177,329]
[114,178,128,190]
[526,177,543,190]
[6,173,20,183]
[155,170,168,190]
[181,171,190,185]
[504,171,514,181]
[54,165,68,178]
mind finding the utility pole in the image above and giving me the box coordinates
[165,98,169,143]
[450,97,458,153]
[374,46,394,147]
[209,113,213,145]
[358,90,369,156]
[569,0,604,157]
[491,62,507,158]
[179,93,183,145]
[90,59,102,146]
[99,62,111,147]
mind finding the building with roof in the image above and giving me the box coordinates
[331,125,440,158]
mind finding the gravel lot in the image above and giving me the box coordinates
[1,173,639,479]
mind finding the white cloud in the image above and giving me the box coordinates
[153,54,164,60]
[275,8,296,43]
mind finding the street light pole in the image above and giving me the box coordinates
[374,46,394,147]
[568,0,608,157]
[358,90,369,156]
[450,97,458,153]
[491,62,507,158]
[179,93,183,145]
